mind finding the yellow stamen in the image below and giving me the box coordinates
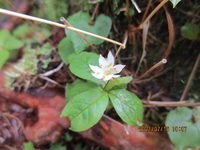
[97,72,99,74]
[106,62,112,68]
[112,68,118,73]
[101,76,106,80]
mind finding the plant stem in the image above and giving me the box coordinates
[139,0,169,29]
[0,8,125,48]
[143,102,200,107]
[60,17,99,54]
[136,58,167,80]
[103,80,110,91]
[179,54,200,102]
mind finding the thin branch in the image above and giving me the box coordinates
[132,63,175,83]
[91,4,99,21]
[141,0,152,23]
[143,102,200,107]
[115,31,128,58]
[141,100,186,104]
[60,17,99,54]
[135,22,149,77]
[137,58,167,80]
[38,75,63,88]
[39,62,64,77]
[0,8,125,48]
[131,0,141,13]
[139,0,169,29]
[4,71,20,78]
[180,54,200,102]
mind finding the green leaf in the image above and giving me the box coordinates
[13,23,33,39]
[23,141,34,150]
[166,107,200,150]
[124,8,135,16]
[37,42,52,55]
[4,37,24,50]
[68,52,101,84]
[181,23,200,40]
[64,132,73,142]
[65,11,112,53]
[0,29,11,47]
[75,143,88,150]
[0,50,9,70]
[108,89,143,126]
[65,79,99,103]
[105,76,132,91]
[42,58,51,69]
[58,37,75,65]
[60,88,109,132]
[170,0,181,8]
[50,142,66,150]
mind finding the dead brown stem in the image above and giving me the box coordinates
[0,8,125,48]
[143,102,200,107]
[179,54,200,102]
[139,0,169,29]
[60,17,99,54]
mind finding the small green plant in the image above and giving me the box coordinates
[58,11,143,132]
[166,107,200,150]
[5,43,53,90]
[23,141,34,150]
[0,29,24,69]
[60,51,143,132]
[50,142,66,150]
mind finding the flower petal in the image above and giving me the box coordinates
[112,74,120,78]
[111,65,125,74]
[99,54,106,68]
[89,64,103,73]
[92,72,104,79]
[106,51,114,68]
[103,74,114,81]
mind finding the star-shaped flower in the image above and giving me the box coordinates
[89,51,125,85]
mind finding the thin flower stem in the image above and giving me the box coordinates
[0,8,125,48]
[139,0,169,29]
[103,80,110,91]
[179,54,200,102]
[115,31,128,58]
[136,58,167,80]
[60,17,99,54]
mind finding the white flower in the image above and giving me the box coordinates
[89,51,125,84]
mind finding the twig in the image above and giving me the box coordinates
[143,102,200,107]
[179,54,200,102]
[4,71,20,78]
[141,100,186,104]
[39,62,64,77]
[131,0,141,13]
[141,0,152,23]
[114,31,128,58]
[135,22,149,77]
[60,17,99,54]
[91,4,99,21]
[139,0,169,29]
[137,58,167,80]
[0,8,125,48]
[38,75,63,88]
[132,63,174,83]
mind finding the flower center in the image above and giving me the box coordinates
[105,70,111,75]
